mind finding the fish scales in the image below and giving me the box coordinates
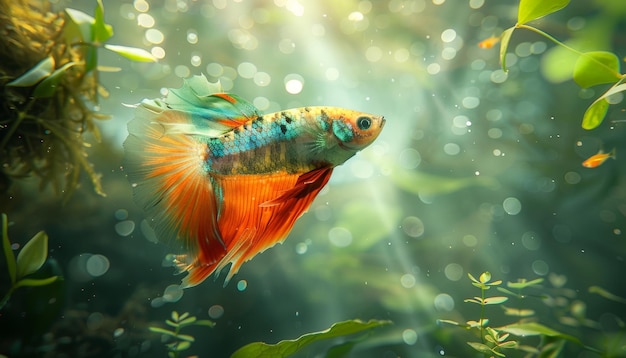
[206,107,327,175]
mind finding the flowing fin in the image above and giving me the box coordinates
[260,167,333,207]
[123,109,227,280]
[163,74,260,127]
[178,168,333,287]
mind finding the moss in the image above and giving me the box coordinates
[0,0,106,199]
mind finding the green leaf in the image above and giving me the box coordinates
[103,44,157,62]
[195,319,216,327]
[517,0,570,25]
[437,319,460,326]
[64,8,95,42]
[582,98,609,130]
[580,81,626,129]
[467,273,479,284]
[498,341,518,349]
[176,334,195,342]
[33,62,77,98]
[498,322,582,345]
[466,342,493,355]
[500,27,515,71]
[466,319,489,328]
[7,56,55,87]
[1,214,16,285]
[93,0,113,43]
[231,319,391,358]
[483,296,509,305]
[167,341,191,352]
[178,316,197,327]
[589,285,626,304]
[149,327,177,337]
[479,272,491,283]
[171,311,180,321]
[464,297,484,305]
[502,306,535,317]
[507,277,544,289]
[14,276,58,289]
[573,51,621,88]
[15,231,48,279]
[165,319,179,328]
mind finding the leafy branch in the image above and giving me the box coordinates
[439,272,602,357]
[494,0,625,130]
[148,311,215,358]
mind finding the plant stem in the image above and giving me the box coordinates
[516,24,624,81]
[480,286,486,344]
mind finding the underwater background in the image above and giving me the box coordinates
[1,0,626,357]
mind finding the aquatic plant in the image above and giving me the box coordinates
[438,271,605,357]
[231,319,391,358]
[0,0,154,199]
[148,310,215,358]
[0,213,59,309]
[490,0,625,130]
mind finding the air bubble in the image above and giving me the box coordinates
[137,13,155,28]
[444,263,463,281]
[325,68,339,81]
[187,30,198,44]
[532,260,549,276]
[365,46,383,62]
[238,62,257,79]
[503,197,522,215]
[521,231,541,251]
[284,74,304,94]
[86,254,110,277]
[145,28,164,44]
[441,29,456,43]
[237,280,248,291]
[115,220,135,236]
[400,274,416,288]
[208,305,224,319]
[328,227,352,247]
[402,329,418,345]
[401,216,424,238]
[434,293,454,311]
[443,143,460,155]
[163,284,184,302]
[254,72,271,87]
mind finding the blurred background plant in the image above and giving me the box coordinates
[148,310,214,358]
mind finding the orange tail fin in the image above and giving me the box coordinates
[124,107,227,287]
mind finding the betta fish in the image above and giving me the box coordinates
[123,75,384,287]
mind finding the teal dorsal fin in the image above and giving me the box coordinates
[138,74,261,137]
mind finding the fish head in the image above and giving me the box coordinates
[325,108,385,151]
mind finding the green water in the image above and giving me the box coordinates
[1,0,625,357]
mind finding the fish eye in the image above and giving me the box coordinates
[356,116,372,130]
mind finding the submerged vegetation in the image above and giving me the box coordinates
[440,271,626,357]
[1,0,625,357]
[0,213,59,310]
[148,311,215,358]
[0,0,154,199]
[494,0,625,130]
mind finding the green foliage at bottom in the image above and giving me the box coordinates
[231,319,392,358]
